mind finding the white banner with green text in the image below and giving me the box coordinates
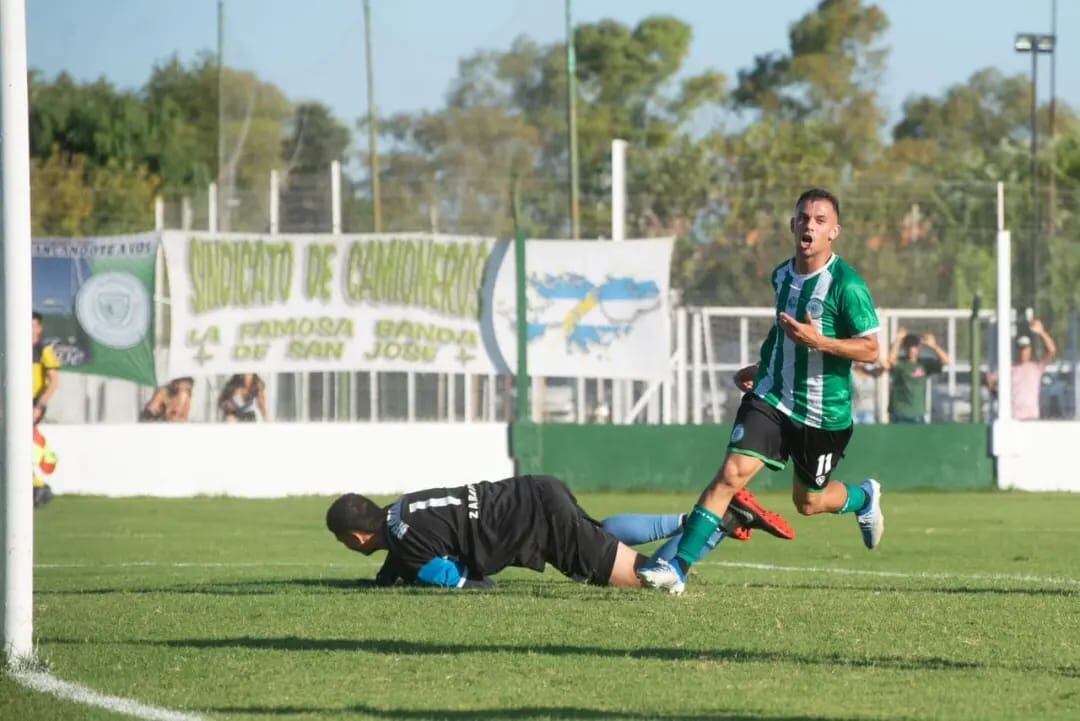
[163,231,496,377]
[163,232,673,380]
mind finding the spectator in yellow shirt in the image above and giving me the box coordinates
[32,311,60,424]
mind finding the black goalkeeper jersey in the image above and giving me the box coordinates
[380,476,549,583]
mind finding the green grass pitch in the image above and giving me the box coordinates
[2,490,1079,720]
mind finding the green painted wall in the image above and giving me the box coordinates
[510,423,993,492]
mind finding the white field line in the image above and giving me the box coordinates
[698,560,1080,587]
[34,559,1080,586]
[13,670,206,721]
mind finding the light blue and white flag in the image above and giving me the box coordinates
[487,238,673,380]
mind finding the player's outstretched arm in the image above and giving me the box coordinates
[413,556,492,590]
[374,556,402,587]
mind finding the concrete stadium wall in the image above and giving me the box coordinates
[511,423,995,492]
[46,420,1064,497]
[993,421,1080,492]
[40,423,515,497]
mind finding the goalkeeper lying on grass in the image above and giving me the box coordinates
[326,474,793,589]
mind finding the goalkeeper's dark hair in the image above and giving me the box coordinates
[326,493,384,535]
[795,188,841,222]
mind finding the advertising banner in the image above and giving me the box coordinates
[163,232,673,381]
[32,233,158,386]
[163,232,496,378]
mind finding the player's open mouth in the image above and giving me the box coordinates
[800,234,813,248]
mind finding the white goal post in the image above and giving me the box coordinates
[1,0,35,665]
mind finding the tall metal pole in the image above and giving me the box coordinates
[996,182,1013,422]
[512,180,530,422]
[970,292,982,424]
[1,0,35,664]
[611,139,626,423]
[363,0,382,232]
[611,139,626,242]
[1048,0,1057,237]
[330,160,342,234]
[216,0,225,230]
[566,0,580,239]
[1029,50,1039,314]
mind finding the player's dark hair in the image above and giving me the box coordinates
[326,493,384,535]
[32,311,42,323]
[795,188,841,222]
[902,334,920,350]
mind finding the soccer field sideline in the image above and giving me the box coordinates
[12,669,206,721]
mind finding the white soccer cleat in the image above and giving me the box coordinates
[856,478,884,550]
[636,557,686,596]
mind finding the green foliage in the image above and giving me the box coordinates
[29,146,156,236]
[27,0,1080,329]
[29,54,353,236]
[8,492,1078,720]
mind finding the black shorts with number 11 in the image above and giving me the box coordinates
[728,394,853,490]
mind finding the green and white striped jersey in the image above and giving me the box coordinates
[752,255,879,430]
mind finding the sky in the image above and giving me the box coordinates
[26,0,1076,135]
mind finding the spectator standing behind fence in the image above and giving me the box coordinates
[140,377,195,422]
[986,319,1056,420]
[218,374,269,422]
[851,362,883,424]
[884,329,950,424]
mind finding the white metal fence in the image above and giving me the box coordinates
[49,302,1077,425]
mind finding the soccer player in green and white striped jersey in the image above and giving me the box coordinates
[638,188,885,595]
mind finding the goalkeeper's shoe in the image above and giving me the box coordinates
[636,557,686,596]
[727,488,796,540]
[856,478,884,550]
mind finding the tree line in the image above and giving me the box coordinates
[28,0,1080,324]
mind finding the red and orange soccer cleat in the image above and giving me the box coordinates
[727,488,796,540]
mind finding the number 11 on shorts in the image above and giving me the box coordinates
[815,453,833,484]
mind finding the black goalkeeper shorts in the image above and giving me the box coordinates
[531,475,619,585]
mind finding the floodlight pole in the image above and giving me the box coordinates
[1,0,36,664]
[566,0,580,240]
[1014,31,1056,315]
[1049,0,1057,237]
[1028,48,1038,315]
[363,0,382,232]
[217,0,226,230]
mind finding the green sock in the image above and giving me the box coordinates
[674,505,722,569]
[837,483,869,514]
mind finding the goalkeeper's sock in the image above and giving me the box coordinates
[836,482,869,514]
[673,504,722,570]
[601,513,684,546]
